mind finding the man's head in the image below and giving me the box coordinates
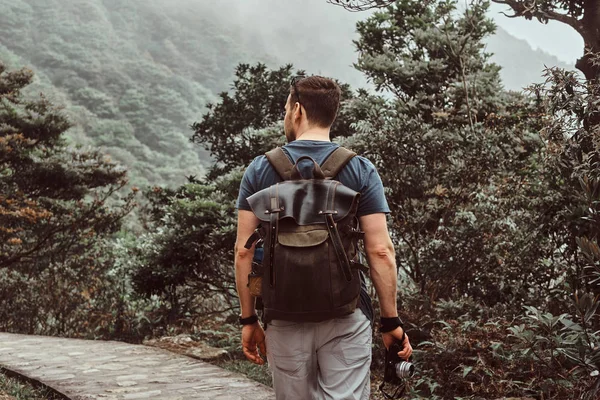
[283,75,341,142]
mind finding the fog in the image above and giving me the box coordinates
[489,2,584,64]
[192,0,580,90]
[213,0,369,88]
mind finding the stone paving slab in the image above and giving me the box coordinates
[0,333,274,400]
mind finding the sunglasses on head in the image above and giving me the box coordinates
[291,75,307,106]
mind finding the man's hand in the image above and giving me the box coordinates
[242,322,267,365]
[382,327,413,360]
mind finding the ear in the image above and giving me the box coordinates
[293,102,303,119]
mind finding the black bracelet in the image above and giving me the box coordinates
[239,314,259,325]
[379,316,403,333]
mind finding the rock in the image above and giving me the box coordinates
[143,335,228,361]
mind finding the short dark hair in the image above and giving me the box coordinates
[290,76,341,128]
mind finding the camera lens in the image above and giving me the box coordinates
[395,361,415,378]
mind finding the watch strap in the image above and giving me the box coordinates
[379,316,403,333]
[239,315,259,325]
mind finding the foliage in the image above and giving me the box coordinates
[355,0,502,125]
[0,370,56,400]
[410,305,589,399]
[507,303,599,399]
[0,61,137,337]
[513,55,600,399]
[344,2,600,398]
[131,173,242,323]
[330,0,600,81]
[0,0,580,187]
[190,63,294,179]
[347,0,557,310]
[191,63,355,179]
[0,0,256,186]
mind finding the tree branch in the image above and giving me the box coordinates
[327,0,396,11]
[491,0,585,36]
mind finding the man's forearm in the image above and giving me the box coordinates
[367,246,398,318]
[235,247,256,318]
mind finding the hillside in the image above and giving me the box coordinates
[486,26,575,90]
[0,0,577,187]
[0,0,250,186]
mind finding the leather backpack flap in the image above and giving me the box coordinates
[247,180,360,225]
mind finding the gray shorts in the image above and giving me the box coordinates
[265,309,372,400]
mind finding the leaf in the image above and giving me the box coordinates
[585,299,600,324]
[462,366,473,378]
[435,320,453,329]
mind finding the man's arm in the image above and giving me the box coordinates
[235,209,267,365]
[360,212,412,359]
[235,210,260,318]
[360,213,398,317]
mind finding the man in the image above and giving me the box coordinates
[235,75,412,399]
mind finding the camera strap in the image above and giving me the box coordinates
[379,381,406,400]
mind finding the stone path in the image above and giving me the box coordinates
[0,333,274,400]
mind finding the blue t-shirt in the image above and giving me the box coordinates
[236,140,391,323]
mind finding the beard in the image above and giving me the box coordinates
[284,116,296,143]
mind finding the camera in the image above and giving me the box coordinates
[385,342,415,381]
[379,341,415,399]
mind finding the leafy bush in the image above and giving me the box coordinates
[130,173,243,324]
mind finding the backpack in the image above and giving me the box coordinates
[244,146,367,323]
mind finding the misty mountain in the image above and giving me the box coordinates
[0,0,577,186]
[486,26,574,90]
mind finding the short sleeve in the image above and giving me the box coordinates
[236,158,258,211]
[357,159,391,217]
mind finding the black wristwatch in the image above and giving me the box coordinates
[379,316,403,333]
[239,314,259,325]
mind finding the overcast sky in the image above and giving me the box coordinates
[488,2,584,64]
[223,1,584,65]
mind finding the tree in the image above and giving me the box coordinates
[131,175,241,323]
[190,63,293,179]
[0,62,134,272]
[355,0,504,126]
[330,0,600,83]
[507,61,600,399]
[0,61,136,335]
[491,0,600,82]
[191,63,354,180]
[347,0,556,307]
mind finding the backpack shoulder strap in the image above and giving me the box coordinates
[320,147,357,179]
[265,147,294,181]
